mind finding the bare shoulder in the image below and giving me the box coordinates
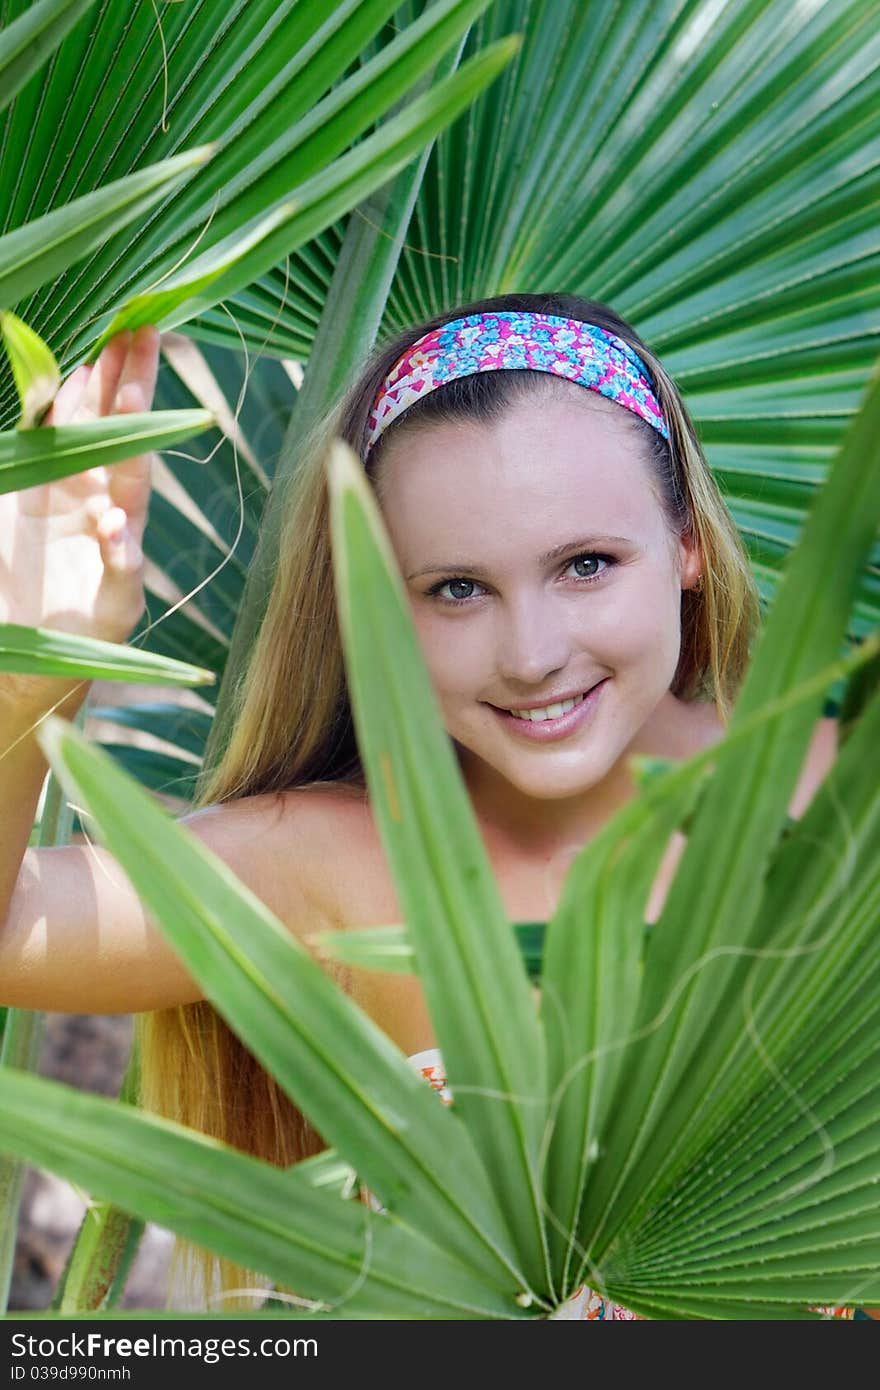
[645,712,838,926]
[692,702,838,821]
[180,780,370,930]
[788,714,838,819]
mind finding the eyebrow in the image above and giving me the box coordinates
[406,535,634,580]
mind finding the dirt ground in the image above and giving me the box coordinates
[10,1011,175,1311]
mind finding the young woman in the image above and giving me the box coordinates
[0,292,851,1317]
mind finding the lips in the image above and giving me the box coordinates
[490,680,604,714]
[486,678,608,741]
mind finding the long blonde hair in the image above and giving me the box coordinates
[137,291,761,1306]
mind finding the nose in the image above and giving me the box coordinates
[494,592,574,688]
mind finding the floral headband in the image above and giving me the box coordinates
[365,310,670,454]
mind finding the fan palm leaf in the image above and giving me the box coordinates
[0,0,519,426]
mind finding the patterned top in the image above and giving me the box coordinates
[396,1048,856,1321]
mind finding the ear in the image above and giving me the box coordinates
[677,527,703,591]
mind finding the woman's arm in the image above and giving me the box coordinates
[1,789,339,1014]
[0,328,158,959]
[0,327,347,1018]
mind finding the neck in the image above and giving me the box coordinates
[459,751,635,864]
[456,692,722,863]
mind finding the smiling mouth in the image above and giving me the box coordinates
[487,680,603,715]
[481,679,609,739]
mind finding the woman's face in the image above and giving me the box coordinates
[374,384,702,844]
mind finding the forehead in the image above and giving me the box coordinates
[374,388,664,551]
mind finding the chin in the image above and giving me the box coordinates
[510,762,607,801]
[452,715,612,787]
[477,740,609,796]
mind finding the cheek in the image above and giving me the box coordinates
[609,564,679,633]
[408,608,489,694]
[571,583,666,655]
[612,595,677,655]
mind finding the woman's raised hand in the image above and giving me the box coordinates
[0,326,160,703]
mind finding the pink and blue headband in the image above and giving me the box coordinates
[365,310,669,453]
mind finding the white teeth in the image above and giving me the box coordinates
[508,692,586,722]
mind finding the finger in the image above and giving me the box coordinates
[105,379,153,542]
[81,331,132,418]
[84,494,109,531]
[43,363,94,427]
[96,504,143,581]
[116,324,160,412]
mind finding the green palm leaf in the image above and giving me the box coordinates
[537,362,880,1311]
[588,693,880,1311]
[0,0,95,110]
[0,147,213,310]
[539,752,713,1280]
[31,711,530,1298]
[316,920,547,980]
[533,625,880,1299]
[51,1045,145,1313]
[0,1066,523,1317]
[87,701,214,760]
[0,0,517,426]
[0,622,215,686]
[91,35,521,348]
[129,600,227,698]
[634,689,880,1198]
[0,409,213,492]
[328,438,553,1292]
[45,0,880,772]
[15,396,878,1316]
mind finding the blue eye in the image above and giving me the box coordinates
[426,552,616,607]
